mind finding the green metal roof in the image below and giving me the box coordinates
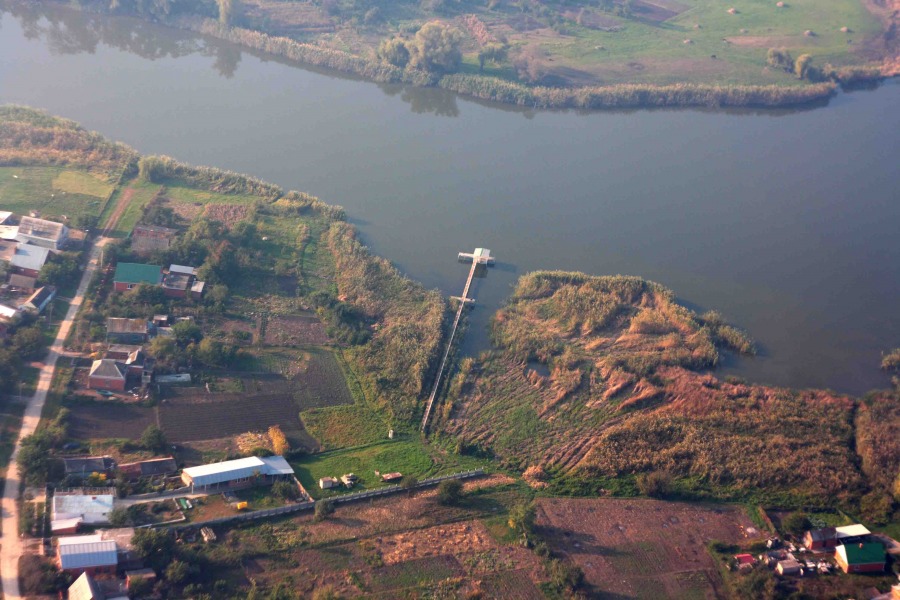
[114,263,162,285]
[842,542,885,565]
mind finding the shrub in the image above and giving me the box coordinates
[437,479,464,505]
[314,499,335,522]
[636,471,673,498]
[781,511,810,537]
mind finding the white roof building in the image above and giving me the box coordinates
[0,211,12,224]
[52,494,114,525]
[181,456,294,489]
[67,572,104,600]
[0,225,18,241]
[57,535,118,571]
[835,524,871,538]
[10,244,51,273]
[0,304,19,320]
[16,216,68,249]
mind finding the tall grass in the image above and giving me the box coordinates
[137,155,282,199]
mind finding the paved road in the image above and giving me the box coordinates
[0,240,107,600]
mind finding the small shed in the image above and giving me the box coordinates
[319,477,339,489]
[734,553,755,569]
[19,285,56,314]
[776,559,802,576]
[340,473,358,488]
[381,472,403,482]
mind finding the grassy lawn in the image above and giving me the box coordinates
[0,166,113,221]
[292,439,485,499]
[100,179,160,238]
[233,485,289,510]
[163,183,262,207]
[301,403,389,450]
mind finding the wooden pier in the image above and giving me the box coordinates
[421,248,495,432]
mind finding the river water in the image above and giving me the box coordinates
[1,4,897,395]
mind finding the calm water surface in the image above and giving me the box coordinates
[1,4,898,395]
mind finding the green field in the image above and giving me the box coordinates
[0,166,114,220]
[291,439,484,499]
[100,179,160,238]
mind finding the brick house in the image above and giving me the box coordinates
[112,263,162,292]
[835,542,886,574]
[88,359,127,391]
[106,318,150,344]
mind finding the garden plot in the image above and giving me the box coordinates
[537,498,760,599]
[68,402,157,441]
[264,314,330,346]
[158,394,303,442]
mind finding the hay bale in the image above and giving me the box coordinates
[776,1,785,7]
[683,39,693,44]
[694,23,702,29]
[804,29,815,36]
[840,26,850,33]
[740,28,748,33]
[727,7,737,14]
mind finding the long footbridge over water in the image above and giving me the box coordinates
[420,248,495,432]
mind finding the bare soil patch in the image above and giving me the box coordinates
[69,402,156,440]
[726,35,799,47]
[158,393,302,442]
[537,498,760,599]
[168,201,204,222]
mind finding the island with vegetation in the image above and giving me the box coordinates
[10,0,898,109]
[2,107,899,599]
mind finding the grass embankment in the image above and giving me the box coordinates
[446,271,886,510]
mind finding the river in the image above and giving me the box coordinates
[0,3,897,395]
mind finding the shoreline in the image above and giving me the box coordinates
[8,0,892,111]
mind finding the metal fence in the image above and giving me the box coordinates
[168,469,485,531]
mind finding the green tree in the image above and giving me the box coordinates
[108,506,131,527]
[172,321,203,346]
[378,38,411,68]
[132,528,175,573]
[477,43,508,71]
[400,475,419,497]
[272,480,300,501]
[12,326,47,361]
[141,425,168,454]
[409,22,463,73]
[781,511,810,537]
[436,479,464,505]
[766,48,793,71]
[794,53,812,79]
[165,559,189,584]
[314,499,335,522]
[508,501,536,536]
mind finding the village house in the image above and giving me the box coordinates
[105,344,143,361]
[10,243,50,278]
[0,239,17,263]
[161,271,191,298]
[16,215,68,249]
[52,493,115,530]
[112,262,162,292]
[131,224,176,255]
[88,359,127,392]
[117,456,178,481]
[106,318,150,344]
[835,542,886,574]
[181,456,295,492]
[66,572,105,600]
[56,535,118,576]
[18,285,56,314]
[803,523,871,551]
[8,273,37,291]
[64,456,117,481]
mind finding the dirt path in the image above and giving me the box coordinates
[0,239,109,600]
[100,187,135,237]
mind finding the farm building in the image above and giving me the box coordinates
[776,559,802,575]
[131,224,176,255]
[805,527,838,551]
[161,272,191,298]
[0,239,17,263]
[113,263,162,292]
[52,493,114,527]
[181,456,295,491]
[106,318,150,344]
[8,273,37,291]
[10,243,51,278]
[19,285,56,314]
[118,456,178,480]
[835,542,885,574]
[105,344,143,361]
[64,456,116,480]
[16,216,68,249]
[56,535,118,575]
[88,359,127,391]
[381,472,403,482]
[319,477,339,489]
[169,264,196,276]
[834,523,871,542]
[125,568,157,591]
[190,280,205,299]
[67,572,104,600]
